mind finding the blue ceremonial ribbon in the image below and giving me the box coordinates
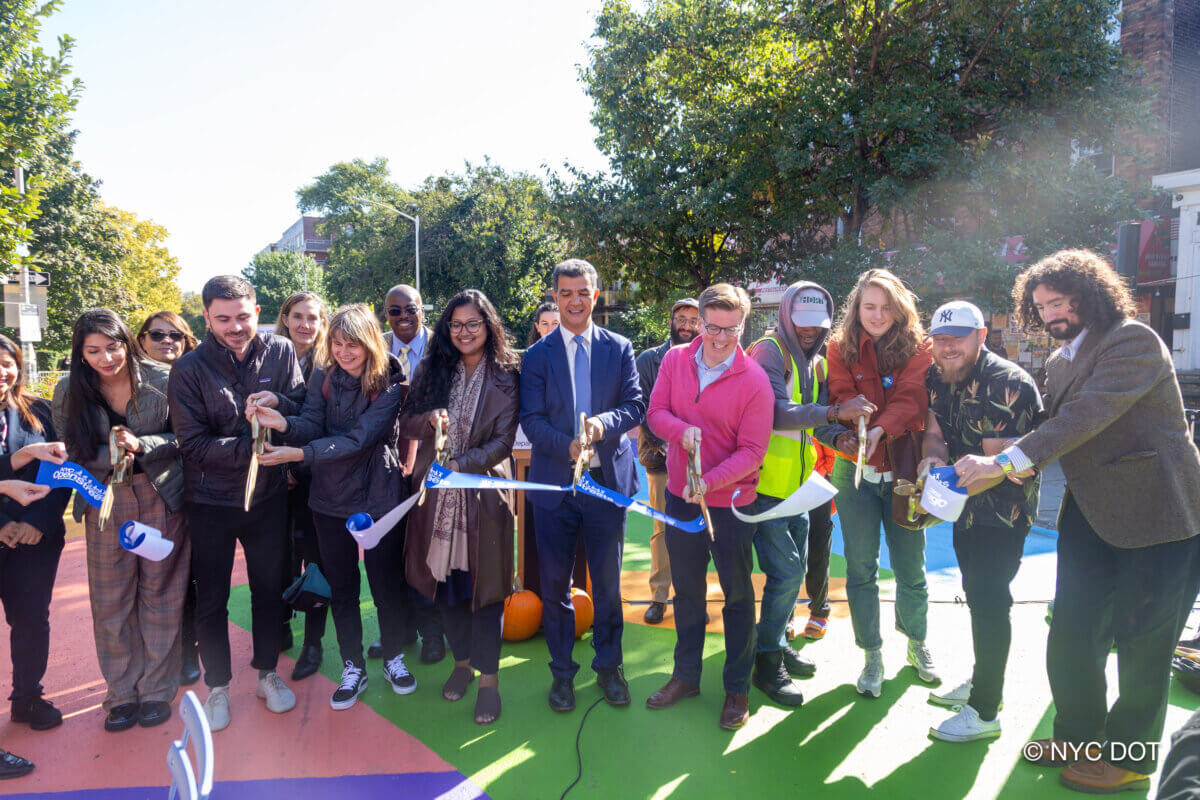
[575,473,708,534]
[36,460,106,509]
[424,462,573,493]
[420,463,708,534]
[118,521,145,551]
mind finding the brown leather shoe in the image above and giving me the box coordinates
[645,678,700,710]
[1059,760,1150,794]
[1023,738,1102,768]
[719,693,749,730]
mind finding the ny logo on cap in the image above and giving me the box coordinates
[938,310,954,323]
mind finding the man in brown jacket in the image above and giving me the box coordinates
[956,249,1200,794]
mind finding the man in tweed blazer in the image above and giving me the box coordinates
[956,250,1200,794]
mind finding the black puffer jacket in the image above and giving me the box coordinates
[168,332,306,508]
[280,355,409,520]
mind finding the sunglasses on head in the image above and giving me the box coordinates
[146,330,185,342]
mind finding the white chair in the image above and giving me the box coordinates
[167,691,214,800]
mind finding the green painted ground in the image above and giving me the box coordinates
[230,572,1198,800]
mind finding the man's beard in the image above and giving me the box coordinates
[670,326,697,346]
[1047,319,1085,341]
[935,360,972,385]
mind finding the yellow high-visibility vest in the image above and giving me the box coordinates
[756,335,822,500]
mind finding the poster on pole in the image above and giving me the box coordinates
[18,303,40,342]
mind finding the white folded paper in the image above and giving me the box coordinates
[730,472,839,523]
[345,491,423,550]
[118,521,175,561]
[919,466,968,522]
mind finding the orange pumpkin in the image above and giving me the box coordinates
[571,587,594,639]
[502,589,543,642]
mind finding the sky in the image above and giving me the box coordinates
[40,0,610,291]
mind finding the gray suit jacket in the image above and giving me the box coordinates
[1017,319,1200,548]
[383,326,433,383]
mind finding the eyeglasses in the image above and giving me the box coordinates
[449,320,484,334]
[387,305,419,317]
[146,331,184,342]
[702,323,743,337]
[672,316,700,329]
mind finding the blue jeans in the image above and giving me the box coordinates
[829,457,928,650]
[750,495,809,653]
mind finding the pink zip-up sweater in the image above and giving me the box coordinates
[646,337,773,508]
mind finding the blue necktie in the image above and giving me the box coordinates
[573,334,591,432]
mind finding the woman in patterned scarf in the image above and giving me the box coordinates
[400,289,520,725]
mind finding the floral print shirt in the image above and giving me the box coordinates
[926,348,1045,530]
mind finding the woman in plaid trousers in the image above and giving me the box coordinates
[52,309,189,733]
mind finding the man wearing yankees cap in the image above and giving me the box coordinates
[919,300,1044,743]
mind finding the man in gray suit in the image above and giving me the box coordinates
[957,249,1200,794]
[382,284,432,381]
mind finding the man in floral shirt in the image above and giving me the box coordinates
[919,301,1044,743]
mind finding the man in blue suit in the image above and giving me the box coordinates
[520,258,645,712]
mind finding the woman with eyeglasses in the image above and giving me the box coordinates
[52,310,189,732]
[135,311,201,687]
[526,302,560,347]
[136,312,198,365]
[399,289,519,725]
[825,268,936,700]
[271,292,330,681]
[250,304,418,710]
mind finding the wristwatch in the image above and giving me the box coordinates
[996,453,1015,475]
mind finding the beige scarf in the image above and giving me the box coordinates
[427,360,487,582]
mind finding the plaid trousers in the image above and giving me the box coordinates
[85,473,190,711]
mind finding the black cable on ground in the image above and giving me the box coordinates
[559,697,605,800]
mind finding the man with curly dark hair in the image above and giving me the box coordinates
[956,249,1200,794]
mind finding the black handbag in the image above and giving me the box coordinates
[282,563,331,613]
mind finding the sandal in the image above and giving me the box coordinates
[474,686,501,725]
[442,666,475,701]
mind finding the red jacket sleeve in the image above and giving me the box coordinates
[825,341,859,406]
[874,341,933,436]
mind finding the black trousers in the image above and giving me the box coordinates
[1049,494,1200,773]
[313,511,411,667]
[806,498,834,618]
[1158,707,1200,800]
[438,590,504,675]
[0,533,64,703]
[188,494,288,688]
[952,521,1028,721]
[284,485,327,648]
[665,491,757,695]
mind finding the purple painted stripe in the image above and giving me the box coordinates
[16,770,489,800]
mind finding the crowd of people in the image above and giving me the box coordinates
[0,249,1196,796]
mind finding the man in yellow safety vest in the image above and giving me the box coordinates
[746,281,875,706]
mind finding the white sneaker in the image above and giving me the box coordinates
[856,648,883,698]
[204,685,230,732]
[907,639,940,684]
[930,704,1001,742]
[930,679,972,708]
[383,654,417,695]
[256,671,297,713]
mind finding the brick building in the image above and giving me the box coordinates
[260,216,333,266]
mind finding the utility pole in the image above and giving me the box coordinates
[13,165,37,378]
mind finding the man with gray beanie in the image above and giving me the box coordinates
[636,298,701,624]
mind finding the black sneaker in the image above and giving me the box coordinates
[367,639,384,659]
[330,661,368,710]
[384,654,417,695]
[783,646,817,678]
[0,748,33,780]
[11,697,62,731]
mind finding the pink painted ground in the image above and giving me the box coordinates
[0,537,454,795]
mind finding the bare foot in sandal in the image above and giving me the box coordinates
[442,663,475,701]
[475,685,501,725]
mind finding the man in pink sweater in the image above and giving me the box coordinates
[644,283,774,731]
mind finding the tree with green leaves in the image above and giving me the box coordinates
[560,0,1144,301]
[242,250,326,324]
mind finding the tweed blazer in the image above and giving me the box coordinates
[1016,318,1200,548]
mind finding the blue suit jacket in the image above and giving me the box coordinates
[519,326,645,509]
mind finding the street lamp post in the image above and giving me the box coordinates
[352,196,421,296]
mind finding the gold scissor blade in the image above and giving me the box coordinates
[854,417,867,489]
[98,484,114,531]
[244,453,258,512]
